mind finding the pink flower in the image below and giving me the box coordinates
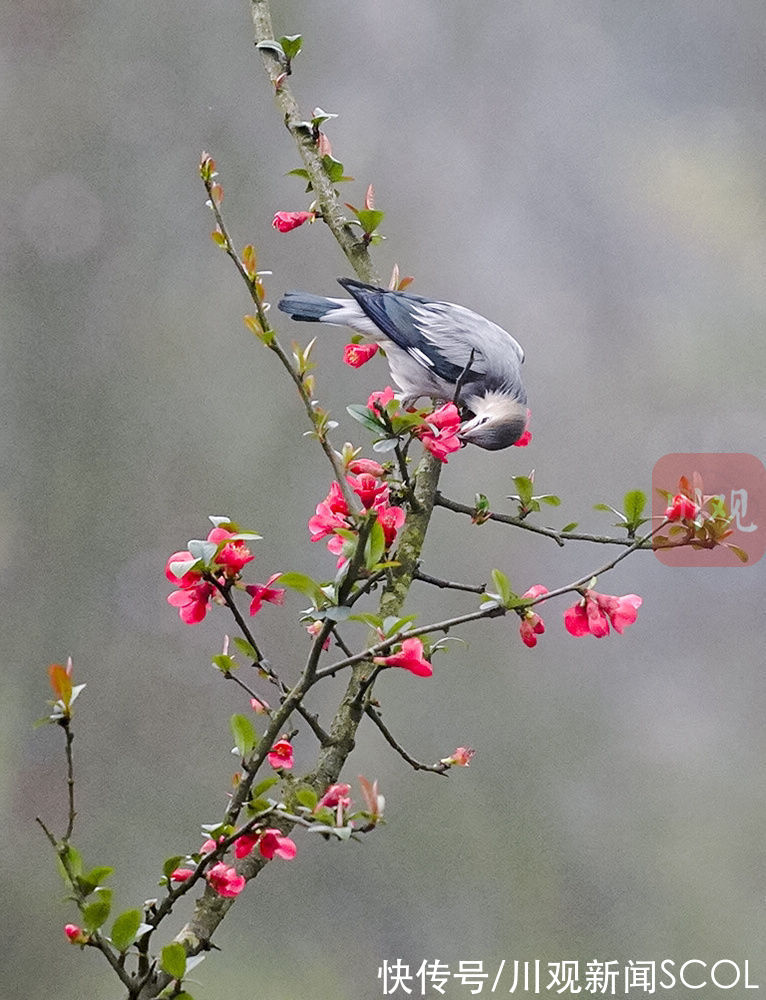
[665,493,699,522]
[441,746,476,767]
[564,590,643,638]
[417,403,462,463]
[374,637,433,677]
[169,867,195,883]
[519,584,548,648]
[306,620,331,650]
[246,573,286,615]
[358,775,385,825]
[200,835,225,855]
[250,696,270,714]
[272,210,315,232]
[206,527,254,578]
[165,550,202,588]
[258,829,297,861]
[167,579,216,624]
[316,783,352,810]
[267,739,294,770]
[347,472,389,510]
[207,862,246,898]
[65,924,88,944]
[344,342,379,368]
[377,504,406,549]
[308,482,351,542]
[367,386,397,413]
[347,458,385,477]
[514,408,533,447]
[233,832,260,860]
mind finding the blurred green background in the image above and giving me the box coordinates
[3,1,765,997]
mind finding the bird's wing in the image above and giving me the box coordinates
[337,278,523,389]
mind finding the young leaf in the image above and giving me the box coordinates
[230,714,257,757]
[162,855,187,879]
[490,568,513,607]
[623,489,647,526]
[279,34,303,61]
[276,571,328,608]
[354,209,385,234]
[212,653,237,673]
[78,865,115,895]
[232,637,259,661]
[110,909,143,952]
[512,476,534,508]
[252,776,279,798]
[48,663,72,706]
[294,786,319,811]
[161,941,187,981]
[346,403,387,435]
[365,517,386,569]
[82,888,113,932]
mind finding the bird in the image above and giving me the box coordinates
[277,278,528,450]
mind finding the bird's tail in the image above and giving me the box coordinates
[277,291,343,323]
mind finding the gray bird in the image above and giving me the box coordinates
[277,278,528,450]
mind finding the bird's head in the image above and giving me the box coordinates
[458,394,528,451]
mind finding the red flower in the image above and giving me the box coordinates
[377,504,406,548]
[246,573,286,615]
[315,783,352,810]
[347,458,385,477]
[165,550,202,588]
[564,590,642,638]
[665,493,699,522]
[267,739,294,770]
[519,584,548,648]
[308,482,351,542]
[167,579,216,624]
[417,402,462,463]
[65,924,88,944]
[374,637,433,677]
[514,408,533,447]
[233,832,260,860]
[169,867,195,883]
[207,862,246,898]
[367,386,397,413]
[347,472,389,510]
[258,829,297,860]
[272,210,315,232]
[343,342,379,368]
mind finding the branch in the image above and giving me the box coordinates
[249,0,380,284]
[365,705,449,775]
[414,568,485,594]
[435,492,655,547]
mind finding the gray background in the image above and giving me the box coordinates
[3,1,765,997]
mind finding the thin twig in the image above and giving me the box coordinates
[435,492,655,547]
[365,705,449,775]
[414,569,485,594]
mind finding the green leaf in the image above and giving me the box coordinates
[161,941,187,981]
[490,568,513,607]
[294,786,318,810]
[322,155,347,182]
[540,495,561,506]
[78,865,115,895]
[230,713,257,757]
[212,653,237,673]
[279,33,303,61]
[82,888,113,932]
[512,476,534,507]
[276,571,328,608]
[162,855,186,879]
[561,522,579,533]
[232,637,259,661]
[365,518,386,569]
[623,489,647,525]
[346,404,387,435]
[252,776,279,798]
[354,209,385,234]
[57,844,83,883]
[110,908,143,952]
[382,614,418,637]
